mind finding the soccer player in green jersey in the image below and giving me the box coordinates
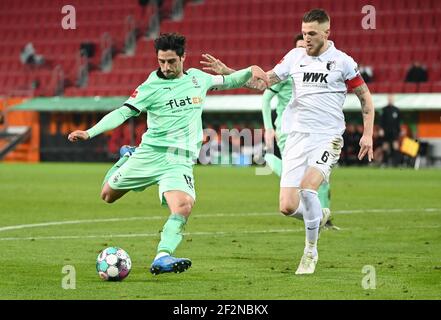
[200,34,338,230]
[68,33,269,275]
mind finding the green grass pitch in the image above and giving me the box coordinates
[0,163,440,300]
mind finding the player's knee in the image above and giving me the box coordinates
[299,180,309,189]
[180,195,195,214]
[177,200,193,215]
[101,190,115,203]
[299,181,315,190]
[279,200,296,216]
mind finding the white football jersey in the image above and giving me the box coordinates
[273,41,360,135]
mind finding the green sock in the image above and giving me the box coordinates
[264,153,282,176]
[102,156,129,186]
[318,182,331,209]
[157,214,187,255]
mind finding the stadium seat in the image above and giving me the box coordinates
[431,82,441,92]
[1,0,439,96]
[418,83,432,92]
[403,83,419,93]
[377,82,391,93]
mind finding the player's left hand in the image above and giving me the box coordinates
[200,53,231,75]
[358,134,373,162]
[251,65,270,89]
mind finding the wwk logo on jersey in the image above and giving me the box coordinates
[303,72,329,83]
[166,96,202,109]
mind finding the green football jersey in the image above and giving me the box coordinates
[86,66,252,159]
[271,78,292,130]
[124,68,216,159]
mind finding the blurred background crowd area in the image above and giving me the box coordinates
[0,0,440,168]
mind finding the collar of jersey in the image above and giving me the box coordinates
[311,40,335,62]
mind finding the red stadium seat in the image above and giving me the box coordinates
[428,67,441,82]
[389,82,404,93]
[431,82,441,92]
[418,83,432,92]
[1,0,439,96]
[377,82,391,93]
[403,83,418,93]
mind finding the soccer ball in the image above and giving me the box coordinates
[96,247,132,281]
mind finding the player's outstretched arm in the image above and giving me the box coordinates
[250,65,270,87]
[202,53,277,91]
[250,70,282,91]
[211,65,270,91]
[67,105,138,143]
[353,83,375,162]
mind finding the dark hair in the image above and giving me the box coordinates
[294,33,304,45]
[154,33,186,57]
[302,9,330,24]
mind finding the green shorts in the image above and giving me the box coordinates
[108,145,196,205]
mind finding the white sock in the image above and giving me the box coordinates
[287,198,304,220]
[300,189,322,256]
[154,252,170,261]
[304,239,318,257]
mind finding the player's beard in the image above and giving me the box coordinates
[308,39,324,56]
[163,70,176,79]
[163,66,182,79]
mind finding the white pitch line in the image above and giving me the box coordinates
[0,208,440,234]
[0,216,165,232]
[0,213,278,232]
[0,228,303,241]
[335,208,441,214]
[1,224,441,242]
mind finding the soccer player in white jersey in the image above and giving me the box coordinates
[204,9,374,274]
[201,34,340,231]
[274,9,374,274]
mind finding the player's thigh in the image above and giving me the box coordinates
[107,148,160,193]
[280,132,308,188]
[159,166,196,216]
[307,134,343,186]
[299,167,325,190]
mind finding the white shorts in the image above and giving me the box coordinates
[280,132,343,188]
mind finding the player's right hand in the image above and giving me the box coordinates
[68,130,89,142]
[251,65,270,89]
[358,134,373,162]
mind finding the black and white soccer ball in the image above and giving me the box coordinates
[96,247,132,281]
